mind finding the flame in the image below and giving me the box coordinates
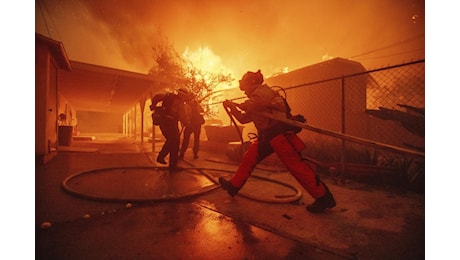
[182,46,237,90]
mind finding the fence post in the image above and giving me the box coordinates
[340,76,346,182]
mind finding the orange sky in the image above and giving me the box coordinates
[35,0,424,79]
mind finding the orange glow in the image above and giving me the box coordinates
[36,1,425,75]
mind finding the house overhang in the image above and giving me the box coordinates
[58,60,166,113]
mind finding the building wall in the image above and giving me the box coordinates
[35,41,58,164]
[76,110,124,133]
[36,34,73,164]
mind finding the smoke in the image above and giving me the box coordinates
[36,0,424,77]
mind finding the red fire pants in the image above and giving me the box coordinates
[230,132,326,199]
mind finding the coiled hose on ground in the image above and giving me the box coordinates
[61,101,304,204]
[61,162,302,204]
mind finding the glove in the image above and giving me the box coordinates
[223,100,236,109]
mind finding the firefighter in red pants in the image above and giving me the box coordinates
[219,70,336,213]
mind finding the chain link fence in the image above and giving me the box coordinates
[273,59,425,191]
[211,59,425,191]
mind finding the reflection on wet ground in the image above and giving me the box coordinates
[35,134,424,259]
[37,200,344,259]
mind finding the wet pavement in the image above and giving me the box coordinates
[35,134,425,259]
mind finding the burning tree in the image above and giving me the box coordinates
[148,39,233,119]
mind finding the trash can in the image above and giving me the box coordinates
[58,126,73,146]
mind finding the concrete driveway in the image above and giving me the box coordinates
[35,134,424,259]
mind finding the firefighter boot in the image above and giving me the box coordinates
[219,177,240,197]
[306,183,336,213]
[156,156,167,165]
